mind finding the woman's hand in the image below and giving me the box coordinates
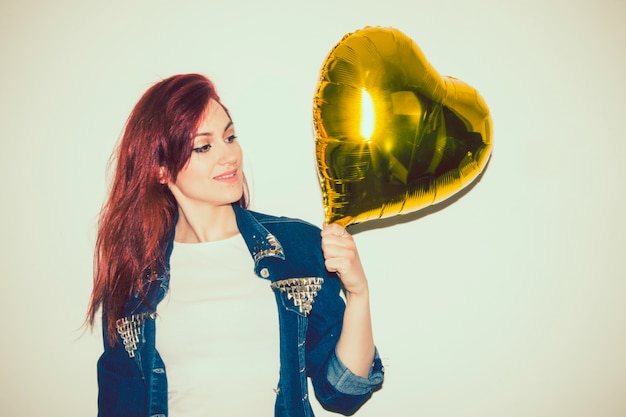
[321,223,368,296]
[321,223,375,378]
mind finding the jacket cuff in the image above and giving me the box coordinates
[326,348,384,395]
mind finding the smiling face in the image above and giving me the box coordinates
[166,98,244,210]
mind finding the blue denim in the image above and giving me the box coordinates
[97,205,384,417]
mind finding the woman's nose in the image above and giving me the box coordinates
[217,142,238,165]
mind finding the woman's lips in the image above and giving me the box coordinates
[214,169,238,182]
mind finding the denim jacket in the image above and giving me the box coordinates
[97,205,384,417]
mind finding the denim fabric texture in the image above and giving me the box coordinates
[97,205,384,417]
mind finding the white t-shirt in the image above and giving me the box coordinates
[156,233,280,416]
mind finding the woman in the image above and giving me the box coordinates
[87,73,384,417]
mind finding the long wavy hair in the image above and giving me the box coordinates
[87,73,249,346]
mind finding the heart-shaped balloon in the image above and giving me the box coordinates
[313,26,493,226]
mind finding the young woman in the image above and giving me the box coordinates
[87,73,384,417]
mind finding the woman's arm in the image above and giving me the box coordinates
[320,223,375,378]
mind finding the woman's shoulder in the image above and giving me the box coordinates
[243,208,325,262]
[246,208,319,230]
[243,209,324,245]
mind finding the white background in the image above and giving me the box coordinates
[1,0,625,416]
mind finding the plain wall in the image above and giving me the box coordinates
[1,0,625,416]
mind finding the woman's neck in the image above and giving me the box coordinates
[174,203,239,243]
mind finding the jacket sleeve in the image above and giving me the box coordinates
[96,312,150,417]
[97,349,148,417]
[304,253,384,415]
[96,311,166,417]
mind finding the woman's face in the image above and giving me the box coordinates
[167,99,244,208]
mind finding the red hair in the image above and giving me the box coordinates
[87,74,249,346]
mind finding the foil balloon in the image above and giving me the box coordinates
[313,26,493,226]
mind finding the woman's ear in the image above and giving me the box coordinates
[158,167,170,184]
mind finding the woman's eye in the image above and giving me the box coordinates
[192,144,211,153]
[225,135,237,143]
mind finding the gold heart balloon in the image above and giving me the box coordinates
[313,26,493,226]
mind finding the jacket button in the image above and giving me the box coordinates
[260,268,270,278]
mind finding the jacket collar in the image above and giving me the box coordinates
[232,204,285,264]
